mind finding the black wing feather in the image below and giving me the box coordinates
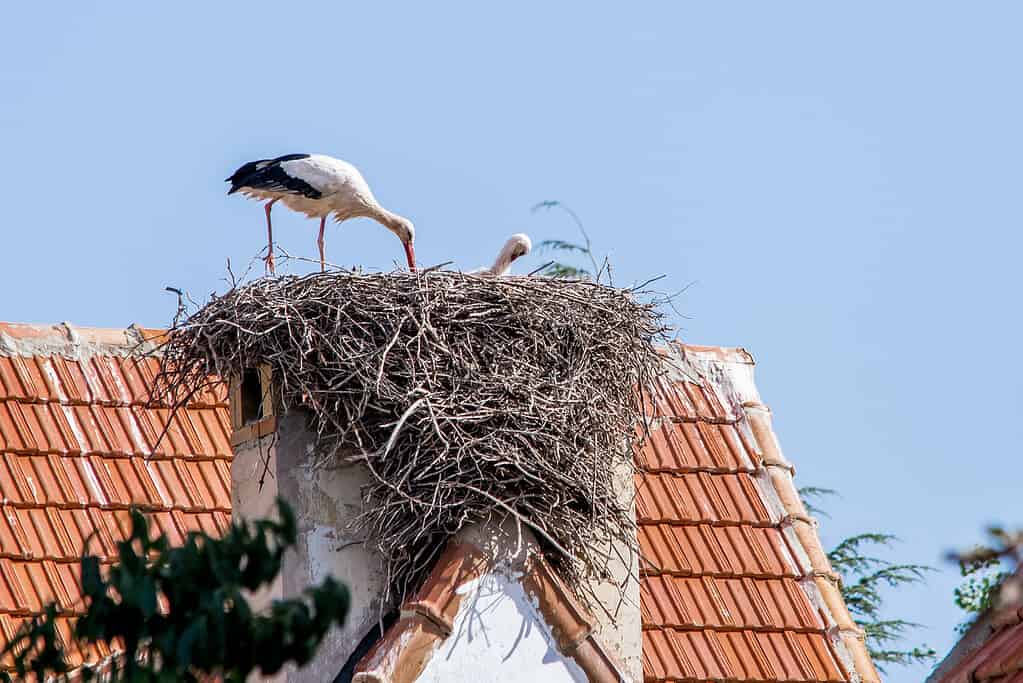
[225,153,322,199]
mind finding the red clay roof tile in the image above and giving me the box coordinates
[636,344,871,682]
[931,587,1023,683]
[0,322,232,675]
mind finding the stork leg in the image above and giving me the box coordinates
[317,217,327,272]
[264,199,278,275]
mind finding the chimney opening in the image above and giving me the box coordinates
[240,367,263,424]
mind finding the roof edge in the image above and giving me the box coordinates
[665,343,881,683]
[0,322,166,359]
[926,569,1023,683]
[737,374,880,683]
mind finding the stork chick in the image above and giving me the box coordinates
[226,154,415,274]
[474,233,532,276]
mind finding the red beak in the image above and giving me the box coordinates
[404,241,417,271]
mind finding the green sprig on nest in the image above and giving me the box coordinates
[153,270,667,609]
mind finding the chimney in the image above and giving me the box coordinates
[229,368,643,682]
[230,370,393,683]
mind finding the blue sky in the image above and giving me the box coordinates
[3,4,1021,680]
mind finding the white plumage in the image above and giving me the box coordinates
[227,153,416,273]
[473,234,532,276]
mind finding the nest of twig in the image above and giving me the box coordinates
[153,269,666,608]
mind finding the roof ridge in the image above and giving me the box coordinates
[0,322,166,359]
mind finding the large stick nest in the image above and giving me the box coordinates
[154,270,667,607]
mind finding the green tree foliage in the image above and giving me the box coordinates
[953,557,1007,633]
[799,487,935,672]
[949,526,1020,634]
[1,500,349,683]
[531,200,602,280]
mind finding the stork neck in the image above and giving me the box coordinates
[489,243,518,276]
[366,206,403,233]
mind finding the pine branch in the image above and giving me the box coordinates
[804,484,935,672]
[797,485,837,518]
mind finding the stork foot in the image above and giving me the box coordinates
[263,251,276,276]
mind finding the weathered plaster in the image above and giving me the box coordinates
[586,455,642,681]
[0,322,160,359]
[232,412,391,683]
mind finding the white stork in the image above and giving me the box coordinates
[473,234,532,276]
[226,154,416,274]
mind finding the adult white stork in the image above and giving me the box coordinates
[226,154,416,274]
[473,234,532,276]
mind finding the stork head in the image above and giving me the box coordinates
[383,214,416,271]
[507,233,532,260]
[489,233,533,276]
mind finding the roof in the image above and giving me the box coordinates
[0,322,233,672]
[927,570,1023,683]
[0,324,875,682]
[635,344,878,683]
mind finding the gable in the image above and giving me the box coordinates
[414,570,587,682]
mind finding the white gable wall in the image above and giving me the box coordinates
[416,570,587,683]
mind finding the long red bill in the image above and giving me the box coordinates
[404,242,417,272]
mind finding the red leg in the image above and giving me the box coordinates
[264,199,278,275]
[318,216,326,272]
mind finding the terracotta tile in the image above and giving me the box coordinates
[94,356,130,405]
[129,457,163,506]
[196,459,229,509]
[5,401,38,452]
[972,621,1023,680]
[794,632,846,682]
[697,422,744,470]
[647,378,697,420]
[679,382,715,422]
[47,357,79,403]
[0,562,32,614]
[79,357,110,404]
[113,458,154,507]
[0,359,27,400]
[10,357,43,402]
[113,406,148,455]
[50,403,85,454]
[21,404,53,454]
[0,511,24,558]
[93,406,134,455]
[33,357,66,403]
[89,455,124,505]
[116,357,150,405]
[0,454,30,503]
[0,565,17,615]
[25,507,63,559]
[0,403,23,452]
[639,524,693,576]
[19,560,53,612]
[213,511,231,534]
[173,459,205,508]
[151,511,184,546]
[641,630,674,680]
[84,508,118,558]
[198,408,232,456]
[26,454,63,504]
[68,405,100,453]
